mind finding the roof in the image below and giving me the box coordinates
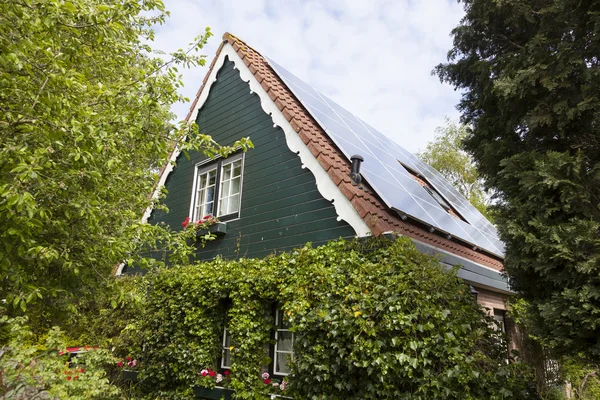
[181,32,504,272]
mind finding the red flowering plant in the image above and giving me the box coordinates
[197,369,289,393]
[116,356,139,370]
[181,214,220,242]
[181,214,219,230]
[63,367,85,381]
[261,372,289,393]
[198,368,232,389]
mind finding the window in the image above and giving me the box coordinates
[274,309,294,375]
[221,327,232,369]
[191,153,244,221]
[493,309,507,333]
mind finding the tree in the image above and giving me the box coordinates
[418,118,491,219]
[0,0,250,328]
[435,0,600,361]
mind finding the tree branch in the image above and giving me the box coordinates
[579,370,596,397]
[31,75,49,111]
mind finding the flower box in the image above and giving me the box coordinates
[123,369,138,382]
[193,386,234,400]
[196,222,227,237]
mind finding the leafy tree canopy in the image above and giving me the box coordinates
[0,0,251,328]
[436,0,600,360]
[418,118,491,219]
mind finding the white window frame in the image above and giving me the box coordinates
[273,308,294,376]
[192,166,218,221]
[189,152,245,222]
[221,327,232,369]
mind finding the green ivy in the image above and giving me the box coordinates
[121,237,536,399]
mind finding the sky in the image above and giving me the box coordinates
[153,0,465,153]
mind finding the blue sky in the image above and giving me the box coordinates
[154,0,465,153]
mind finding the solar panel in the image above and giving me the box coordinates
[266,57,505,256]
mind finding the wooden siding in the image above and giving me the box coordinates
[149,57,356,260]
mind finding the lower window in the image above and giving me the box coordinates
[274,309,294,375]
[221,327,232,369]
[493,309,506,333]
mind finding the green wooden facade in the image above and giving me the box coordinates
[148,57,356,260]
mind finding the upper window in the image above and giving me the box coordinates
[191,153,244,222]
[274,309,294,376]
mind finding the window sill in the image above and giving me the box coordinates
[197,222,227,238]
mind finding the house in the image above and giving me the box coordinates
[122,33,516,354]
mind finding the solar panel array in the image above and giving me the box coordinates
[266,57,504,257]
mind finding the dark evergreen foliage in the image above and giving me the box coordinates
[436,0,600,360]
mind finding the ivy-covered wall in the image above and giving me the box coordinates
[149,57,356,260]
[124,237,535,399]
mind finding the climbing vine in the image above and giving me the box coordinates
[119,237,536,399]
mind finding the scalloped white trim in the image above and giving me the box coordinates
[144,43,371,238]
[222,44,370,236]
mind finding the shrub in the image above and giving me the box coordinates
[0,317,120,399]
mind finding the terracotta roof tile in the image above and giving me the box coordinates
[183,32,504,272]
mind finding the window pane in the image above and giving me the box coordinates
[229,194,240,214]
[230,177,240,195]
[218,197,228,216]
[199,174,207,189]
[222,180,230,197]
[222,349,231,368]
[194,168,217,220]
[222,164,232,181]
[204,201,214,217]
[493,310,506,333]
[277,310,291,329]
[207,186,215,203]
[222,328,231,368]
[233,161,242,177]
[277,331,293,352]
[276,353,291,375]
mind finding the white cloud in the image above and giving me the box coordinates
[154,0,464,153]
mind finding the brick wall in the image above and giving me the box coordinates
[476,287,520,352]
[477,288,507,312]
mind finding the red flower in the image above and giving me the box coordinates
[117,361,124,368]
[182,217,191,228]
[263,378,271,385]
[208,369,216,377]
[223,370,230,376]
[79,368,84,373]
[126,356,132,361]
[74,376,79,380]
[67,376,72,381]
